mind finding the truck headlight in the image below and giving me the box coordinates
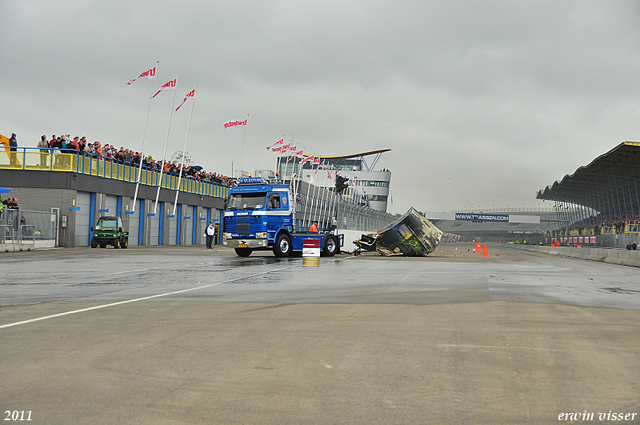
[256,232,267,239]
[224,233,232,239]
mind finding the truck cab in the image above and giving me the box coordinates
[223,177,340,257]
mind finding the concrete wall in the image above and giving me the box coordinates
[517,245,640,268]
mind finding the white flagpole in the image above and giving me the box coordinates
[154,74,179,214]
[302,179,311,229]
[172,84,197,216]
[238,113,249,177]
[310,178,320,225]
[320,176,329,230]
[284,135,291,177]
[132,60,159,213]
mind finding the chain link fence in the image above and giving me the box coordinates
[0,207,58,248]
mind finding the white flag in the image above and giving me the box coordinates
[175,88,196,111]
[126,66,156,85]
[152,78,177,98]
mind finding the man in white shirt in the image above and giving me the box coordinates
[205,222,215,249]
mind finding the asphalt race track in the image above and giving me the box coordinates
[1,244,639,424]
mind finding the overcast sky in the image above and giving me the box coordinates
[2,0,640,213]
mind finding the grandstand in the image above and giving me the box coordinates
[536,141,640,248]
[433,142,640,247]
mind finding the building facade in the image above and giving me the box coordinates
[1,150,227,247]
[276,149,392,212]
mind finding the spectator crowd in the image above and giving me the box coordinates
[562,212,640,235]
[36,134,235,186]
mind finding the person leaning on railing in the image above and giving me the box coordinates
[37,135,49,167]
[8,133,18,166]
[2,197,18,209]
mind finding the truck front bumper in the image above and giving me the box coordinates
[225,238,269,249]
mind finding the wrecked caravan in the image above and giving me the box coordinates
[355,208,443,256]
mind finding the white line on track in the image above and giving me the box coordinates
[0,264,299,330]
[111,268,149,275]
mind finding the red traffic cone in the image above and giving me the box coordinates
[482,243,488,257]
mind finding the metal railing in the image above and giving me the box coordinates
[0,147,229,199]
[452,207,557,213]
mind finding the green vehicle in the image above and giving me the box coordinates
[90,216,128,249]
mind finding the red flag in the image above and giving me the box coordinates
[266,138,284,150]
[295,149,304,157]
[126,66,156,85]
[152,78,177,98]
[300,155,314,165]
[224,119,248,128]
[175,88,195,111]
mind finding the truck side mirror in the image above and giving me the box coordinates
[119,227,123,233]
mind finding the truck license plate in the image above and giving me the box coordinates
[238,243,247,248]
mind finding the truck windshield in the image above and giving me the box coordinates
[96,219,118,230]
[227,193,266,211]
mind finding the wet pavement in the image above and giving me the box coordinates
[1,243,639,424]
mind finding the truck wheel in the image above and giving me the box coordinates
[121,238,128,249]
[91,238,98,248]
[113,240,120,249]
[323,235,338,257]
[274,233,291,257]
[235,248,252,257]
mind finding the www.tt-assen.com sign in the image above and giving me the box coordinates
[455,213,509,222]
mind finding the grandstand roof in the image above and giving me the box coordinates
[303,148,391,160]
[536,142,640,213]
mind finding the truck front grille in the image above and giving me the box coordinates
[236,216,250,235]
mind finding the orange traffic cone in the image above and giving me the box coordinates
[482,243,488,257]
[475,242,481,253]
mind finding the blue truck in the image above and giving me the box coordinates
[223,177,342,257]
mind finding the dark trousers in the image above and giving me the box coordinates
[206,235,214,248]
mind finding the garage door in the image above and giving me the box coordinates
[149,209,160,246]
[168,211,177,245]
[127,199,142,246]
[100,195,118,218]
[74,192,92,247]
[182,205,193,245]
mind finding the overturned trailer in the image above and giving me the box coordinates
[354,208,443,256]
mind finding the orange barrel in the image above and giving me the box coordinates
[303,238,321,267]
